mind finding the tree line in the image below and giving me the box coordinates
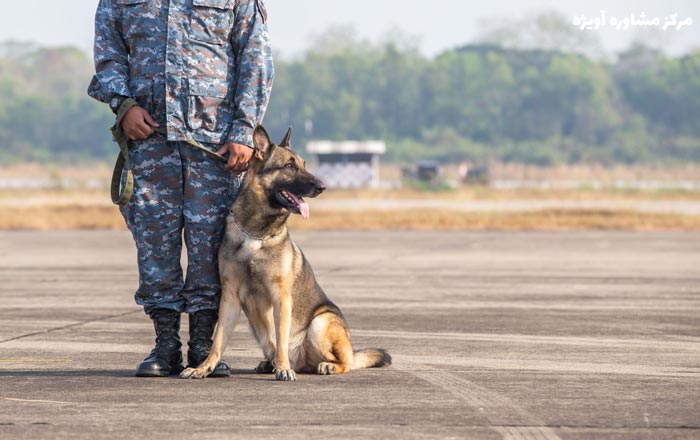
[0,39,698,165]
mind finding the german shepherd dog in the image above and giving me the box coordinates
[181,126,391,381]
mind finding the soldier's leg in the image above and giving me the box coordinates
[179,141,240,376]
[120,134,186,376]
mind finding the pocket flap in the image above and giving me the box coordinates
[188,80,227,98]
[129,79,152,97]
[192,0,230,9]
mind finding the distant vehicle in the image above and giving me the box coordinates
[458,161,490,185]
[416,161,442,183]
[401,161,445,189]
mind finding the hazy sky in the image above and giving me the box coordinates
[1,0,698,57]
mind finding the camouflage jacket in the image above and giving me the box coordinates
[88,0,274,148]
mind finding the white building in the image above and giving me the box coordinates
[307,140,386,189]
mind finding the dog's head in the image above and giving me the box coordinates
[249,126,326,219]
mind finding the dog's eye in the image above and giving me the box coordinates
[285,162,296,170]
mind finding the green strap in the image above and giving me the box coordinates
[110,98,138,205]
[109,99,228,206]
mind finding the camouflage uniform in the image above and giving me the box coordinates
[88,0,274,314]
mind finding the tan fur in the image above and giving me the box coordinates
[181,127,390,381]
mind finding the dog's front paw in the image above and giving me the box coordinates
[255,360,275,374]
[316,362,337,375]
[180,367,209,379]
[274,368,297,381]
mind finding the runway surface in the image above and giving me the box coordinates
[1,231,698,439]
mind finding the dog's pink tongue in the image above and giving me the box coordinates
[299,200,310,220]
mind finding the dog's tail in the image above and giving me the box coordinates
[352,348,392,370]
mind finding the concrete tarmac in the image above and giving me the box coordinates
[0,231,699,439]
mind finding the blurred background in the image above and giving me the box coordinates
[0,0,699,230]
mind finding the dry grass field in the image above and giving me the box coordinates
[1,163,699,231]
[2,205,699,231]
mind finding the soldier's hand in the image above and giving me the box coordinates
[122,106,159,141]
[217,142,254,174]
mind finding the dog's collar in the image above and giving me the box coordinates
[230,215,278,242]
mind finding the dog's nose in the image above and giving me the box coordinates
[315,181,326,195]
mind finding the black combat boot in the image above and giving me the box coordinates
[135,309,185,377]
[187,309,231,377]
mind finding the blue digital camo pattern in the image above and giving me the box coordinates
[88,0,274,148]
[88,0,273,314]
[120,133,240,314]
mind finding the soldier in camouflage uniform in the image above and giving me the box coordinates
[87,0,274,377]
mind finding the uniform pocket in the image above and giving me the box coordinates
[190,0,233,45]
[129,78,153,115]
[117,0,154,41]
[186,80,230,133]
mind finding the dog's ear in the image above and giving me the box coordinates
[253,125,275,160]
[279,127,292,148]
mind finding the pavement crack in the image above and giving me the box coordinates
[2,397,76,405]
[0,310,140,345]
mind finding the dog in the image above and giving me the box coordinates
[181,126,391,381]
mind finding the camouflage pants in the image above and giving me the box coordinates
[120,133,240,315]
